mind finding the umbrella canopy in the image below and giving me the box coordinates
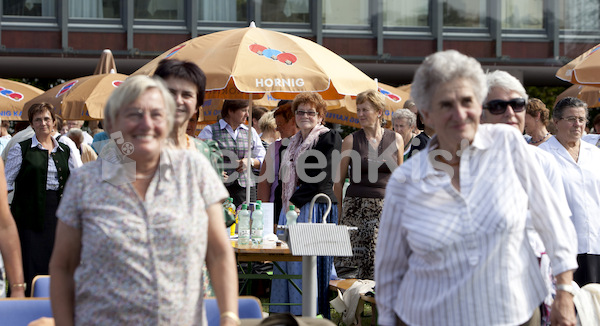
[556,44,600,86]
[200,83,409,128]
[555,84,600,108]
[132,23,377,100]
[0,79,44,121]
[94,49,117,75]
[23,73,127,121]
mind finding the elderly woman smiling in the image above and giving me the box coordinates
[375,50,578,326]
[539,97,600,287]
[49,75,238,325]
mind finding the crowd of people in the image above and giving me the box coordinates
[0,50,598,325]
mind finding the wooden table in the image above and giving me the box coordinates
[232,240,302,304]
[232,240,302,262]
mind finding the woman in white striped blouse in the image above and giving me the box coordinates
[375,50,578,326]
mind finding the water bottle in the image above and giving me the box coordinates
[251,203,264,245]
[342,178,350,200]
[238,204,251,245]
[286,205,298,225]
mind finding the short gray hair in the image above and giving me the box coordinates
[553,97,588,120]
[391,108,416,127]
[104,75,175,134]
[411,50,487,113]
[486,70,528,101]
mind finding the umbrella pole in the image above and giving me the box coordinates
[246,94,253,205]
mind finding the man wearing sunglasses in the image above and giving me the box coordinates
[482,70,573,326]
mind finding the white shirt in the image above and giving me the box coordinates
[526,145,572,256]
[582,134,600,148]
[375,124,577,326]
[539,136,600,254]
[198,119,266,164]
[82,131,94,146]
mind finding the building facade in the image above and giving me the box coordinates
[1,0,599,87]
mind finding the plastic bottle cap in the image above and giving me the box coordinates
[256,204,261,210]
[256,200,262,204]
[242,204,248,209]
[289,205,295,210]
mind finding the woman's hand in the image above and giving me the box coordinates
[550,291,576,326]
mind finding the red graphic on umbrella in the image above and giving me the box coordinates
[166,45,186,58]
[0,87,24,101]
[112,80,123,87]
[248,43,297,65]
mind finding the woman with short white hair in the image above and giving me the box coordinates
[376,50,577,326]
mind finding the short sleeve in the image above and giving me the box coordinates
[56,167,85,229]
[191,152,228,207]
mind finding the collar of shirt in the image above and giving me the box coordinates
[219,119,248,131]
[421,125,493,179]
[542,136,587,164]
[32,134,64,153]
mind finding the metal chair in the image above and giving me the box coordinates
[0,298,53,325]
[205,296,263,326]
[31,275,50,298]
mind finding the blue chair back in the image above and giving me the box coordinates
[31,275,51,297]
[205,296,263,326]
[0,298,53,326]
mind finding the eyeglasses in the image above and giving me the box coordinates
[560,116,587,124]
[295,110,317,117]
[483,98,527,115]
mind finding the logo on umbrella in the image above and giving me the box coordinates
[166,45,186,59]
[112,80,123,87]
[56,80,78,98]
[248,43,297,65]
[0,87,24,101]
[378,87,402,103]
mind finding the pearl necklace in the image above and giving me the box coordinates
[528,132,550,144]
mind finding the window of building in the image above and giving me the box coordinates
[501,0,543,29]
[198,0,247,22]
[383,0,429,27]
[262,0,309,23]
[322,0,369,26]
[134,0,183,20]
[443,0,486,28]
[3,0,56,16]
[559,0,600,31]
[69,0,120,19]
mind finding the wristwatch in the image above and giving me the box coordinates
[556,283,576,296]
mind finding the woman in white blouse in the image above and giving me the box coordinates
[539,97,600,287]
[375,50,578,326]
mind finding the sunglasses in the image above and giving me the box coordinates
[483,98,527,115]
[295,110,317,117]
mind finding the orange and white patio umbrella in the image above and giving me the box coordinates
[556,44,600,86]
[0,79,44,121]
[23,73,127,121]
[132,22,377,100]
[555,84,600,108]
